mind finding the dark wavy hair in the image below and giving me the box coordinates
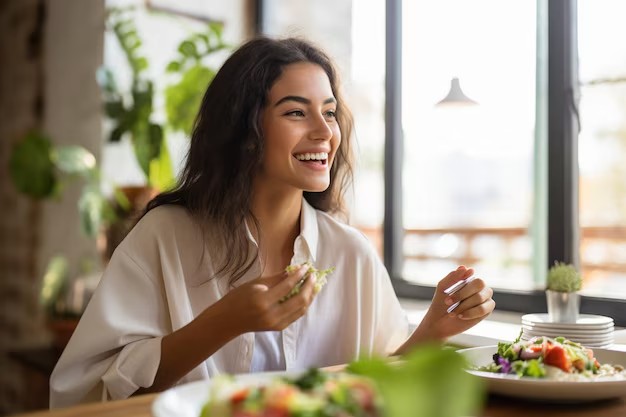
[143,37,354,285]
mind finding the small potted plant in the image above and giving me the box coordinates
[546,262,582,323]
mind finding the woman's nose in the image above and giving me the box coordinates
[309,115,333,141]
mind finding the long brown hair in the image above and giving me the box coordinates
[144,37,354,284]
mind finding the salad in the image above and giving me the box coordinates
[199,369,381,417]
[477,334,625,379]
[280,262,335,303]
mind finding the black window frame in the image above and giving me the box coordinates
[386,0,626,327]
[256,0,626,326]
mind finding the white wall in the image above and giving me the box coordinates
[38,0,106,282]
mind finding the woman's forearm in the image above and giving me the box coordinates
[137,301,241,394]
[393,319,442,356]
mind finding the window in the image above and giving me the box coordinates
[388,0,626,325]
[259,1,626,324]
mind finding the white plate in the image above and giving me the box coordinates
[521,325,614,336]
[522,323,615,333]
[458,346,626,402]
[521,331,614,343]
[522,334,614,342]
[522,314,614,328]
[521,337,614,346]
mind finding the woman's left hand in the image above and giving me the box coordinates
[408,266,495,346]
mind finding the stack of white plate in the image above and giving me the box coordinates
[521,313,614,348]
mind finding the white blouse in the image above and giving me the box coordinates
[49,199,409,407]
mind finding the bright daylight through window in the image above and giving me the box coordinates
[577,0,626,299]
[401,0,538,292]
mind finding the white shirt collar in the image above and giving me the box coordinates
[298,197,319,262]
[243,197,319,265]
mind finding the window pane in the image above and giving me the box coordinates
[401,0,538,290]
[578,0,626,298]
[263,0,386,253]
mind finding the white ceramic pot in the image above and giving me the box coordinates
[546,290,580,323]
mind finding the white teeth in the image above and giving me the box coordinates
[295,152,328,161]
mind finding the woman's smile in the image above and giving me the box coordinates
[293,151,329,171]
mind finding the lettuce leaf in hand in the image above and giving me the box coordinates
[280,261,335,303]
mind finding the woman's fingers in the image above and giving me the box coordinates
[444,277,486,305]
[451,285,495,318]
[456,298,496,320]
[264,265,309,303]
[437,266,474,294]
[273,273,316,328]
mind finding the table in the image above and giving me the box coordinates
[13,393,626,417]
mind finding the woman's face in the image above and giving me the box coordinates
[258,62,341,195]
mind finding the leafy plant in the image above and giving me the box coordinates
[9,131,125,237]
[98,7,175,192]
[546,261,582,292]
[348,346,484,417]
[164,22,228,137]
[40,255,69,315]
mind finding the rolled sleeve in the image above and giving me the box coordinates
[50,248,170,407]
[102,337,162,400]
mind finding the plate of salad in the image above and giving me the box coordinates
[152,369,381,417]
[152,347,484,417]
[458,335,626,401]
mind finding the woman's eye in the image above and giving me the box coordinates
[324,110,337,119]
[286,110,305,117]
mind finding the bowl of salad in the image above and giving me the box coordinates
[153,346,483,417]
[458,335,626,401]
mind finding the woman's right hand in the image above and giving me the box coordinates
[213,264,316,334]
[144,265,315,394]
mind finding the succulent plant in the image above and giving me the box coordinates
[546,262,582,292]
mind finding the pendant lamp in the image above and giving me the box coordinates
[436,77,477,106]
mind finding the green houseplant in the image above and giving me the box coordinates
[546,262,582,323]
[8,8,228,314]
[9,130,123,238]
[98,7,175,192]
[98,8,227,189]
[164,22,228,137]
[8,131,124,347]
[97,9,227,258]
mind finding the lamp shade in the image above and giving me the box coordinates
[436,77,477,106]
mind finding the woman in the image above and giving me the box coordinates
[50,37,495,407]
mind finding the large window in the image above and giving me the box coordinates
[261,0,626,324]
[388,0,626,325]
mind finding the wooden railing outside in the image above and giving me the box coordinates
[358,226,626,275]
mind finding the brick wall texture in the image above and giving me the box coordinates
[0,0,49,413]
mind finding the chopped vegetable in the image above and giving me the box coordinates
[475,335,625,379]
[280,261,335,303]
[199,369,381,417]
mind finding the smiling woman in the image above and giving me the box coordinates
[49,37,494,407]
